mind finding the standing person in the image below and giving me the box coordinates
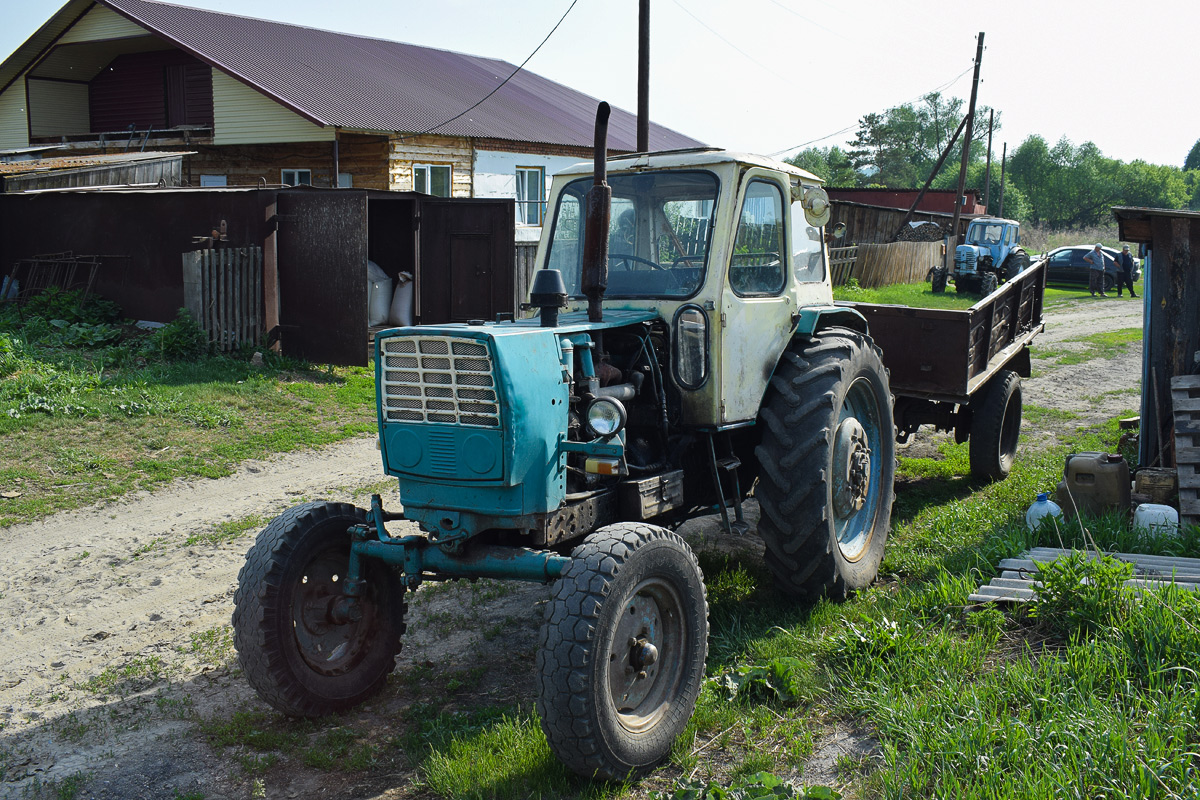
[1115,244,1138,298]
[1083,243,1109,297]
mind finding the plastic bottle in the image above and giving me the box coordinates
[1026,492,1064,532]
[1133,503,1180,537]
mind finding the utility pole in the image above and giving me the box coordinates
[950,32,984,264]
[984,109,994,213]
[637,0,649,153]
[999,142,1008,218]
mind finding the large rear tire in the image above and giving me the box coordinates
[1002,249,1030,281]
[536,523,708,780]
[968,370,1022,481]
[233,502,406,716]
[754,328,896,600]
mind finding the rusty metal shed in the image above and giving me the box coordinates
[1112,206,1200,468]
[0,186,513,366]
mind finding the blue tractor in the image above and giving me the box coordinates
[232,106,896,780]
[951,216,1030,295]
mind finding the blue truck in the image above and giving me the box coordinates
[232,106,896,780]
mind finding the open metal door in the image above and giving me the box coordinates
[417,199,515,324]
[276,190,368,366]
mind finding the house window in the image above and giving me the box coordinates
[516,166,545,225]
[337,172,353,188]
[199,174,227,187]
[414,163,451,197]
[281,169,311,186]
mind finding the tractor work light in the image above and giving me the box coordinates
[585,396,627,438]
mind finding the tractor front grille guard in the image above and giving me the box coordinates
[379,335,500,428]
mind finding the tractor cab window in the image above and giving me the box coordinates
[969,223,1004,245]
[729,180,786,296]
[545,171,719,298]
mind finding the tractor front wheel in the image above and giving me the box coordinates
[232,502,406,717]
[537,523,708,780]
[754,328,896,600]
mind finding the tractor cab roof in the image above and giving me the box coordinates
[552,148,824,185]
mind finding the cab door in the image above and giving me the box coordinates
[716,172,796,424]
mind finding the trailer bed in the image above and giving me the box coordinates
[839,257,1046,404]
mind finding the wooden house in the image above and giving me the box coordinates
[0,0,702,240]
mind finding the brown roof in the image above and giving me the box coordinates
[7,0,702,152]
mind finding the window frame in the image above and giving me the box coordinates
[515,165,546,226]
[413,163,452,197]
[728,178,788,298]
[199,174,227,187]
[280,169,312,186]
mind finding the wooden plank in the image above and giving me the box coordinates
[1171,375,1200,391]
[1180,470,1200,490]
[1170,397,1200,413]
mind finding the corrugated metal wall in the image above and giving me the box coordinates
[212,71,333,146]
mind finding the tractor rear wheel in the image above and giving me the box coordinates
[1003,249,1031,281]
[968,369,1022,481]
[233,502,406,717]
[537,523,708,780]
[754,328,896,600]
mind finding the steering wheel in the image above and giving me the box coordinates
[609,253,663,271]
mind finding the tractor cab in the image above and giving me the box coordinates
[953,216,1028,295]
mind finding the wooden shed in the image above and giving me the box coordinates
[0,151,187,192]
[1112,206,1200,470]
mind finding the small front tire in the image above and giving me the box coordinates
[233,502,406,717]
[536,523,708,780]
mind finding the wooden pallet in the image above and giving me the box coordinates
[968,547,1200,604]
[1172,374,1200,529]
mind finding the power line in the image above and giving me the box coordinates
[769,63,976,157]
[411,0,581,137]
[669,0,792,84]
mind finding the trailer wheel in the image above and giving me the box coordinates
[968,369,1022,481]
[755,328,896,600]
[233,502,406,717]
[537,523,708,780]
[1002,249,1030,281]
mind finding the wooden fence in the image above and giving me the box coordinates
[836,241,943,288]
[182,247,263,352]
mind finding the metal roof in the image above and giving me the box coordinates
[0,150,188,176]
[68,0,702,152]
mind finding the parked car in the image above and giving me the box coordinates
[1042,245,1140,291]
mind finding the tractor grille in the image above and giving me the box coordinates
[379,335,500,428]
[956,249,978,273]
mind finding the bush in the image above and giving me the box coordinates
[145,309,210,361]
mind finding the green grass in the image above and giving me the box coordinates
[0,299,377,526]
[1033,327,1143,366]
[833,281,979,308]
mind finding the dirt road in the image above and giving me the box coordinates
[0,295,1143,799]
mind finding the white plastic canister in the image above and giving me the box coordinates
[1133,503,1180,537]
[1026,492,1064,532]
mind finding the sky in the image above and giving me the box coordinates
[4,0,1199,170]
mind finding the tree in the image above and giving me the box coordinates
[845,93,998,188]
[785,146,858,187]
[1185,138,1200,171]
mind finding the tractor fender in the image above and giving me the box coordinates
[793,305,868,338]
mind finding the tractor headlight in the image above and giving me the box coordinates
[585,397,627,438]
